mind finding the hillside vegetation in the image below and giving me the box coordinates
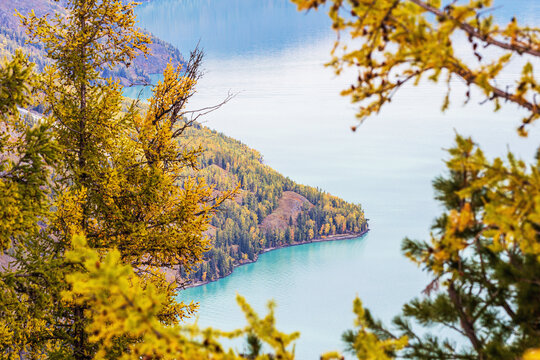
[0,0,183,87]
[179,123,368,284]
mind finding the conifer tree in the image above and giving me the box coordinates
[0,50,61,358]
[339,136,540,359]
[0,50,58,252]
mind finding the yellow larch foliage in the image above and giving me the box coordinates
[291,0,540,134]
[321,297,407,360]
[525,349,540,360]
[63,235,300,360]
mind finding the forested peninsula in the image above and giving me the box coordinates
[174,123,368,286]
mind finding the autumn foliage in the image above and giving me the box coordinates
[1,0,540,359]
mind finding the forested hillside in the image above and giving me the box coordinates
[179,123,368,284]
[0,0,183,86]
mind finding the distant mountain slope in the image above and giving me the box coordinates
[0,0,183,86]
[179,124,368,285]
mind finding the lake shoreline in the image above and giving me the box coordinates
[182,229,370,289]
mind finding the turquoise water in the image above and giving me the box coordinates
[131,1,540,358]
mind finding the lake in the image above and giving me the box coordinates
[129,1,540,358]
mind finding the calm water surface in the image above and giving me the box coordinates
[130,1,540,358]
